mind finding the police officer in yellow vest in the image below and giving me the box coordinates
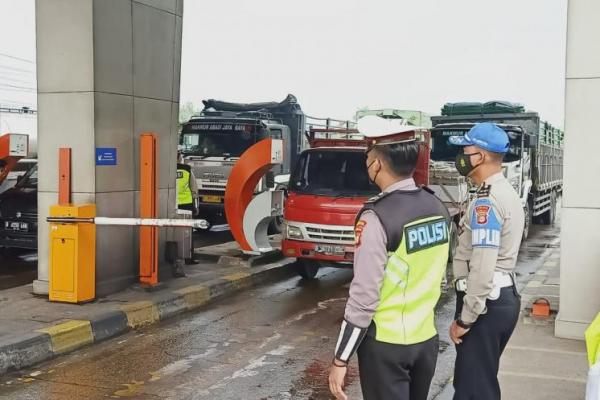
[177,156,198,215]
[448,123,523,400]
[329,117,451,400]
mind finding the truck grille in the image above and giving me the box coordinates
[305,226,355,244]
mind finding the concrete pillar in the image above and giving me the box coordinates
[34,0,183,296]
[555,0,600,339]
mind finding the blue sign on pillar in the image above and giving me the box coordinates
[96,148,117,166]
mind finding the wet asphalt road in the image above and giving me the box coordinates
[0,220,559,400]
[0,249,37,290]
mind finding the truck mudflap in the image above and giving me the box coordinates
[282,239,354,264]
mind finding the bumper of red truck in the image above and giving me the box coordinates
[281,239,354,263]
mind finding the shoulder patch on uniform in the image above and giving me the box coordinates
[470,198,501,248]
[404,217,449,254]
[355,220,367,247]
[477,184,492,198]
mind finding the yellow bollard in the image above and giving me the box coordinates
[48,204,96,303]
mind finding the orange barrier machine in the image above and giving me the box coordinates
[224,138,284,254]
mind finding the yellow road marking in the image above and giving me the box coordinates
[121,301,160,328]
[174,285,210,310]
[36,320,93,354]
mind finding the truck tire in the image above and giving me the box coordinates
[538,192,557,225]
[522,201,532,241]
[267,216,283,235]
[295,259,319,280]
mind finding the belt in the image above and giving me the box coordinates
[454,272,514,300]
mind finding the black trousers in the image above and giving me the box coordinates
[357,326,439,400]
[178,202,196,215]
[453,287,520,400]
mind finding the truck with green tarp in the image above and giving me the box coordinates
[355,108,432,128]
[429,101,563,240]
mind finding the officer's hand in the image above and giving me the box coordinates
[329,363,348,400]
[450,320,470,344]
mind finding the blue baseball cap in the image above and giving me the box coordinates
[448,122,509,153]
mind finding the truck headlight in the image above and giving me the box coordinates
[286,224,304,240]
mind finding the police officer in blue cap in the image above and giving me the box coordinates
[448,122,524,399]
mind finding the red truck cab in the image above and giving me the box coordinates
[282,127,431,279]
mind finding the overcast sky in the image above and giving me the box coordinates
[1,0,568,134]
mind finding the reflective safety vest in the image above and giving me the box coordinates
[358,189,450,345]
[177,165,193,206]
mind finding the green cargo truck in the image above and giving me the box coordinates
[430,101,563,240]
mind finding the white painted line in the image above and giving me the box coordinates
[210,224,230,232]
[505,345,586,356]
[499,370,586,384]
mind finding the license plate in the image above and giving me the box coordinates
[315,244,345,255]
[5,221,28,231]
[202,195,222,203]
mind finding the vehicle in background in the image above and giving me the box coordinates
[282,126,431,279]
[0,158,36,194]
[356,108,433,128]
[179,94,305,226]
[0,162,38,251]
[430,101,564,239]
[180,94,355,230]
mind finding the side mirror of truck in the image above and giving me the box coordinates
[265,171,275,189]
[527,134,538,148]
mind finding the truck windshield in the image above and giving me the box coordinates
[430,129,522,162]
[180,131,256,158]
[290,150,379,197]
[16,164,37,188]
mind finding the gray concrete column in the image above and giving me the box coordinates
[555,0,600,339]
[34,0,183,296]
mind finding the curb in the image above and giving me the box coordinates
[0,259,296,375]
[521,239,560,312]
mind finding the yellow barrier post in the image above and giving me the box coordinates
[48,204,96,303]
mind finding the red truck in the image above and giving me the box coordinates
[282,127,430,279]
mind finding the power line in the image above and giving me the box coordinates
[0,76,35,85]
[0,64,35,74]
[0,53,35,64]
[0,83,36,91]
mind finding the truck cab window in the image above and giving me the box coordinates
[290,150,378,197]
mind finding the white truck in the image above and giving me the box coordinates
[429,102,563,240]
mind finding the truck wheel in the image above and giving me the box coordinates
[522,202,532,241]
[295,259,319,280]
[539,193,557,225]
[267,216,283,235]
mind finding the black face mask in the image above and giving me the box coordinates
[367,160,380,185]
[455,152,481,177]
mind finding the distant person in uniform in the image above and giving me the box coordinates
[177,154,199,215]
[448,122,524,400]
[329,119,451,400]
[174,154,199,277]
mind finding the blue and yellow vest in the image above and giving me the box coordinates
[358,188,450,345]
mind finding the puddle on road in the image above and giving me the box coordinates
[287,359,358,400]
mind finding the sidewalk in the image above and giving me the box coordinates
[435,247,588,400]
[0,246,295,375]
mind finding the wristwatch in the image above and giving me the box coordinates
[332,358,348,368]
[456,319,473,329]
